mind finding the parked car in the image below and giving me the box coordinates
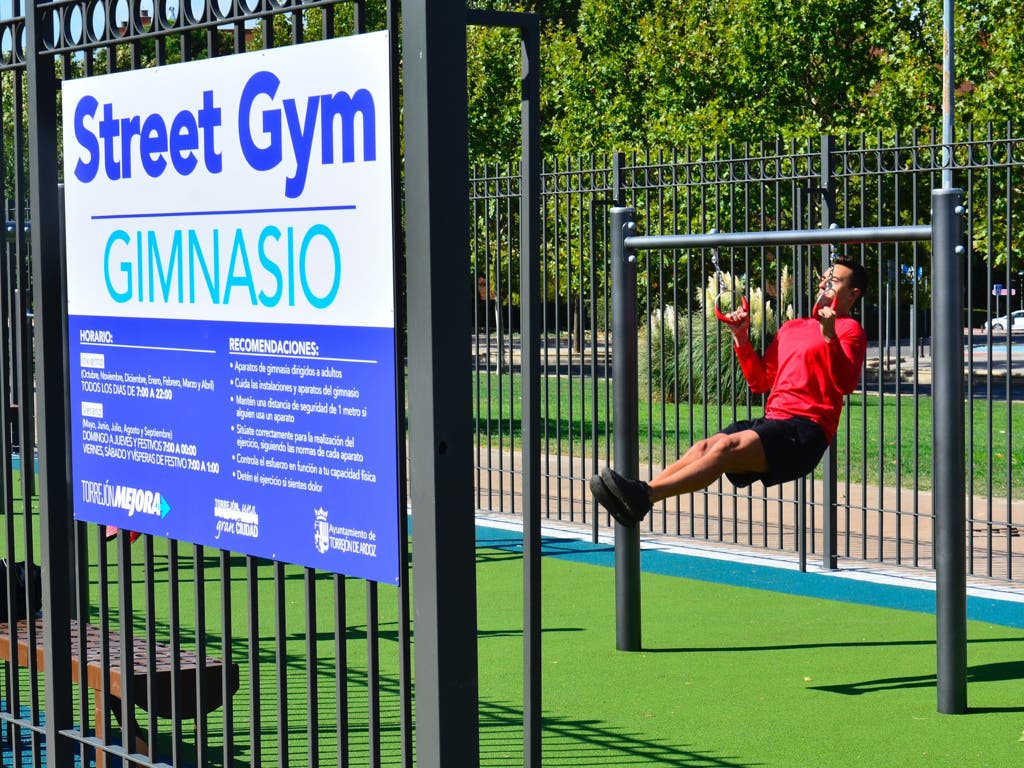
[983,309,1024,331]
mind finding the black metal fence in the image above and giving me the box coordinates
[0,3,412,767]
[471,132,1023,584]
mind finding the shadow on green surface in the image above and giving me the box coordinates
[478,535,615,559]
[809,658,1024,703]
[479,698,761,768]
[643,635,1024,654]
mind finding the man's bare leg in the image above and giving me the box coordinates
[590,430,769,528]
[648,430,768,502]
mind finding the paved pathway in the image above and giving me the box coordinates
[472,329,1023,587]
[474,446,1023,589]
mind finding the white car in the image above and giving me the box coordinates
[983,309,1024,331]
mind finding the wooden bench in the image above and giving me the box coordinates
[0,617,240,766]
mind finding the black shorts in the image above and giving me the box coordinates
[721,416,828,488]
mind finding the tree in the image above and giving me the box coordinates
[467,25,523,161]
[472,0,1024,156]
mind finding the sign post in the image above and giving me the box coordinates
[62,33,400,583]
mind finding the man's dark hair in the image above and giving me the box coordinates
[833,257,868,301]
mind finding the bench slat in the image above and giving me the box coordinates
[0,617,240,719]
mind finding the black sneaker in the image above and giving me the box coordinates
[602,467,652,525]
[589,473,631,525]
[589,467,651,527]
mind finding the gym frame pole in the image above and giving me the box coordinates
[403,3,481,763]
[934,0,968,714]
[932,187,968,715]
[610,206,641,652]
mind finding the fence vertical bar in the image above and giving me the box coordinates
[611,205,641,651]
[518,15,543,768]
[820,134,839,570]
[932,187,967,714]
[26,0,75,761]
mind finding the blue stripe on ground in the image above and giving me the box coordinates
[0,703,180,767]
[474,525,1024,629]
[9,454,39,474]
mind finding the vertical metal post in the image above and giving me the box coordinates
[911,304,918,355]
[612,152,626,208]
[611,206,641,651]
[937,0,964,714]
[0,214,10,511]
[519,16,542,768]
[26,0,74,763]
[591,153,626,546]
[57,188,77,610]
[1,209,13,457]
[932,187,967,714]
[403,3,480,764]
[820,135,839,570]
[941,0,956,191]
[885,279,892,368]
[385,2,414,765]
[797,481,807,572]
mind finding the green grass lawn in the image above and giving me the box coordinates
[101,534,1024,768]
[6,479,1023,767]
[4,484,402,767]
[473,371,1024,494]
[476,546,1024,768]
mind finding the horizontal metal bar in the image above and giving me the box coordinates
[624,225,933,252]
[465,9,539,29]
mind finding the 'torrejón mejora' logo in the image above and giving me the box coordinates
[80,480,171,518]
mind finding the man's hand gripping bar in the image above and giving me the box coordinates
[710,247,749,322]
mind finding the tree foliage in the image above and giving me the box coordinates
[461,0,1024,317]
[467,0,1024,159]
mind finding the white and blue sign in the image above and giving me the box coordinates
[62,32,400,584]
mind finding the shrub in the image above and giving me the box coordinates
[639,269,793,404]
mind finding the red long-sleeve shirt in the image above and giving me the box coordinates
[733,317,867,442]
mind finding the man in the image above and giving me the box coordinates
[590,258,869,527]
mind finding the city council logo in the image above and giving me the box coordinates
[314,507,330,554]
